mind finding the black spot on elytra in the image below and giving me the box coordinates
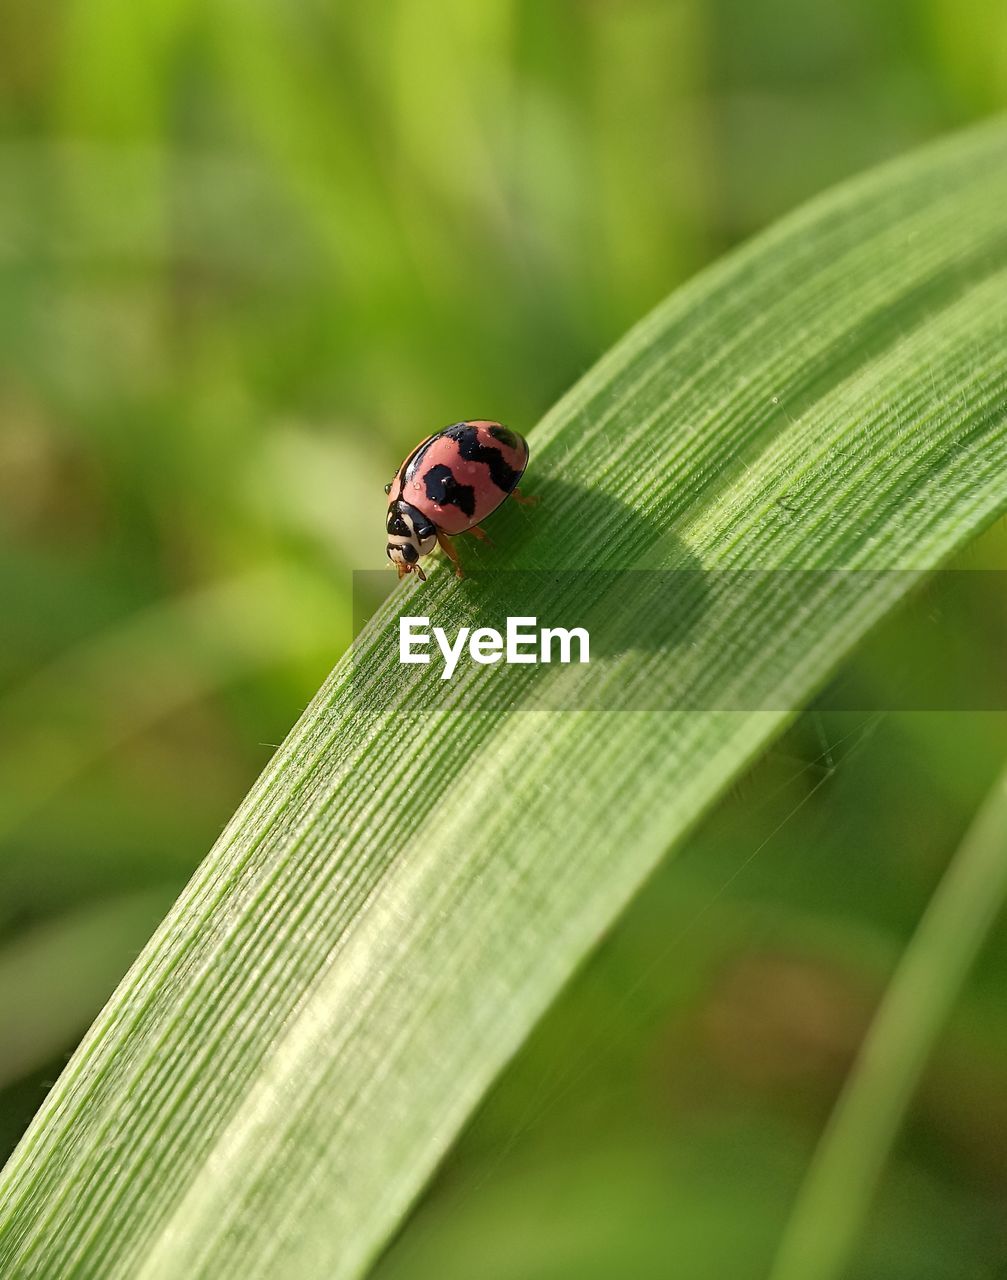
[444,424,524,493]
[489,424,520,451]
[424,465,476,517]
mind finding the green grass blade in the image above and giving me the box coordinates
[0,567,346,843]
[769,762,1007,1280]
[0,891,176,1091]
[2,120,1007,1280]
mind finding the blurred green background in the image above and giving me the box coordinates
[2,1,1006,1275]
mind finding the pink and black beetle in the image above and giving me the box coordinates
[385,420,533,581]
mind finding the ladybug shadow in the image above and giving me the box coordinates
[456,474,710,668]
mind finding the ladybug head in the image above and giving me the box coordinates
[386,500,437,581]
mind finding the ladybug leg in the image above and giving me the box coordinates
[436,529,465,580]
[511,487,539,507]
[467,524,494,546]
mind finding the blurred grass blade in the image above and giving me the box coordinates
[770,762,1007,1280]
[2,121,1007,1280]
[0,891,176,1091]
[0,567,347,843]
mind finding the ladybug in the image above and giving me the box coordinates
[385,420,533,581]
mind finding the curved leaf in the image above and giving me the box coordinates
[2,120,1007,1280]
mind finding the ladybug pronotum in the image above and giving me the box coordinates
[385,420,532,581]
